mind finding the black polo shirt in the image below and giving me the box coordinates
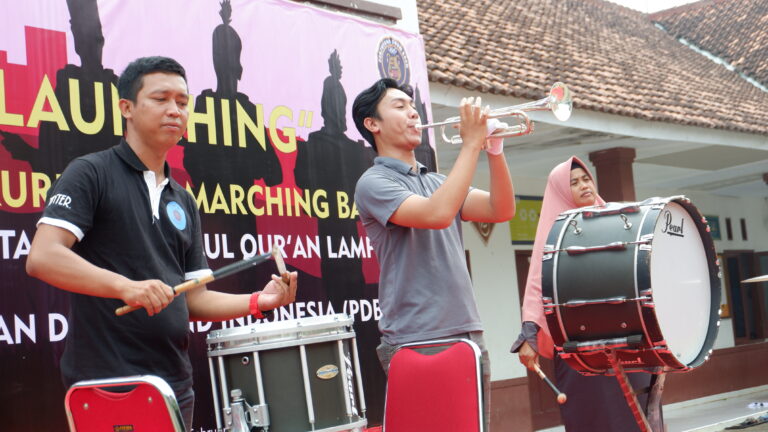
[40,138,210,393]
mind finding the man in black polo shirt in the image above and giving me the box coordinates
[26,56,298,430]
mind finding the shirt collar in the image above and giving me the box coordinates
[374,156,428,176]
[114,138,180,191]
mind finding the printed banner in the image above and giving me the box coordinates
[0,1,434,430]
[509,195,543,245]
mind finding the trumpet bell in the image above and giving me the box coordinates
[549,82,572,122]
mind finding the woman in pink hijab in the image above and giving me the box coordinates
[511,156,653,431]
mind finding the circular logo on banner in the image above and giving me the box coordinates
[377,36,411,87]
[166,201,187,231]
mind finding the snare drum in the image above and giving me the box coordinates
[542,196,721,375]
[206,314,367,432]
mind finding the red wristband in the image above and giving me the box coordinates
[249,292,264,319]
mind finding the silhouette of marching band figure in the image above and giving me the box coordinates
[180,1,284,306]
[0,0,120,178]
[294,49,375,310]
[183,0,281,189]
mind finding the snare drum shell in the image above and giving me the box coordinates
[219,340,355,432]
[207,315,366,432]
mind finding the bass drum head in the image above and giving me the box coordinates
[650,201,711,366]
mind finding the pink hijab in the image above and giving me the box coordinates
[520,156,605,358]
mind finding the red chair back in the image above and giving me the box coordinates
[65,375,185,432]
[384,339,483,432]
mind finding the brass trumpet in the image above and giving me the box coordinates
[416,82,572,144]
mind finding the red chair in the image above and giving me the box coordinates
[65,375,185,432]
[383,338,484,432]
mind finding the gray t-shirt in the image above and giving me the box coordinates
[355,156,482,345]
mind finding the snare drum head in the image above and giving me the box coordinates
[651,202,711,365]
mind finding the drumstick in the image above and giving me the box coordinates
[115,250,277,316]
[534,363,567,404]
[742,274,768,283]
[271,245,290,284]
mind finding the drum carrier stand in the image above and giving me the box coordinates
[561,337,666,432]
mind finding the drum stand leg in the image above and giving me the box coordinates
[646,372,667,432]
[606,349,657,432]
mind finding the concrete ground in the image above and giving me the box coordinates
[538,385,768,432]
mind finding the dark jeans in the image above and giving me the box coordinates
[377,331,491,431]
[176,387,195,431]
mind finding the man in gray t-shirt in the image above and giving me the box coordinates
[352,78,515,430]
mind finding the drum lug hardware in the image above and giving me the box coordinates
[569,220,582,235]
[226,388,270,430]
[619,214,632,230]
[248,404,270,428]
[639,234,653,251]
[542,245,554,261]
[639,293,654,307]
[241,356,250,366]
[543,297,555,314]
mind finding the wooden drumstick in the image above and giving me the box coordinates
[271,245,290,285]
[115,250,278,316]
[534,363,567,404]
[742,274,768,283]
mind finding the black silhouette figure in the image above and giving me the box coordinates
[294,50,374,310]
[0,0,120,178]
[413,85,437,172]
[183,0,281,188]
[180,0,282,310]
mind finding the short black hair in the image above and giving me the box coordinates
[352,78,413,152]
[117,56,187,102]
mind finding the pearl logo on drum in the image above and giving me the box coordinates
[316,364,340,380]
[661,210,685,237]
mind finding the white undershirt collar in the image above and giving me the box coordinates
[143,171,170,220]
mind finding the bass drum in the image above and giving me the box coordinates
[542,196,721,375]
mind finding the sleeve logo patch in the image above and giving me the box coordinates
[48,193,72,209]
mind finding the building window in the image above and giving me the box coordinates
[740,218,748,241]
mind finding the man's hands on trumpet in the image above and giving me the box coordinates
[458,96,491,152]
[258,271,298,311]
[457,96,506,155]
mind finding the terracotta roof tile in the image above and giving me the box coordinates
[417,0,768,135]
[651,0,768,88]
